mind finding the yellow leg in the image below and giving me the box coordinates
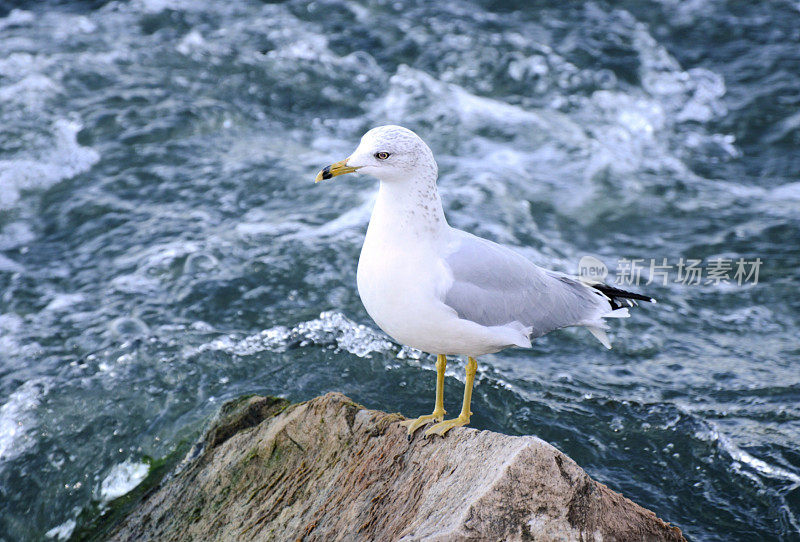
[400,354,447,435]
[425,357,477,437]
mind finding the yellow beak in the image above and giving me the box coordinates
[315,158,360,183]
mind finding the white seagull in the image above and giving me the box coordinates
[315,125,654,437]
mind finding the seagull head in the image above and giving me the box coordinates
[315,125,437,184]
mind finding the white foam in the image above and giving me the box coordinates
[696,423,800,486]
[0,119,100,210]
[114,240,201,275]
[696,423,800,534]
[44,519,76,540]
[235,220,305,238]
[0,313,35,359]
[134,0,199,13]
[109,273,161,294]
[0,379,48,465]
[368,23,732,216]
[300,194,375,240]
[0,312,23,334]
[0,73,62,110]
[96,459,150,502]
[110,317,150,338]
[0,253,24,273]
[44,293,86,313]
[176,29,206,55]
[197,311,399,359]
[0,9,34,30]
[769,181,800,201]
[0,221,36,251]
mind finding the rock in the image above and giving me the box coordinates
[109,392,684,541]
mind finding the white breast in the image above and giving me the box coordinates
[356,207,524,356]
[354,174,530,356]
[357,217,446,349]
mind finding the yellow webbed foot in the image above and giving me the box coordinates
[425,357,477,437]
[424,413,470,437]
[399,409,446,435]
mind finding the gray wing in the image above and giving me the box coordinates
[442,231,610,338]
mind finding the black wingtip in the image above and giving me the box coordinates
[591,283,655,309]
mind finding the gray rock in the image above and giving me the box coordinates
[109,392,685,541]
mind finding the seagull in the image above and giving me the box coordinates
[315,125,654,437]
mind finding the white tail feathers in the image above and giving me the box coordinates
[587,327,612,349]
[586,307,631,348]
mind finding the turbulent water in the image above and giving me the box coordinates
[0,0,798,539]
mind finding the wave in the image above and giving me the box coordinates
[196,311,402,359]
[0,379,49,467]
[0,120,99,211]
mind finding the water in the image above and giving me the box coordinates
[0,0,798,539]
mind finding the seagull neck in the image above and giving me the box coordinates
[371,175,448,240]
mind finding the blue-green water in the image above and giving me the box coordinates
[1,0,799,540]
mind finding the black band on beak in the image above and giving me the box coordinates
[315,158,360,182]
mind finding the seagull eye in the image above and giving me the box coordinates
[374,152,391,160]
